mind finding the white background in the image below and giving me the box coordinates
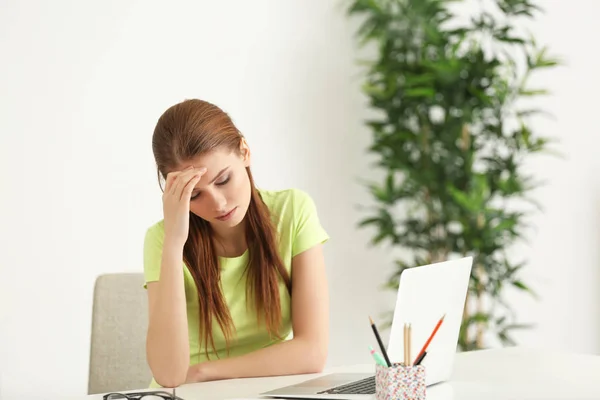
[1,0,599,398]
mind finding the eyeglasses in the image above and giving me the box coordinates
[103,389,183,400]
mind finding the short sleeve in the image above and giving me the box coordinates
[291,189,330,257]
[143,223,165,288]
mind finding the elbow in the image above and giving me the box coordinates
[301,339,328,373]
[152,369,188,389]
[154,377,186,389]
[306,361,326,374]
[146,347,189,388]
[308,352,327,373]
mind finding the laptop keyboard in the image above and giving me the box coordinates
[317,376,376,395]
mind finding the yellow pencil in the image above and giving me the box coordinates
[403,323,409,366]
[407,323,412,366]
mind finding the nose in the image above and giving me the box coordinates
[207,190,227,212]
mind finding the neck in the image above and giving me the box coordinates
[211,218,247,257]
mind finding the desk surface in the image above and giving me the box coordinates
[83,347,600,400]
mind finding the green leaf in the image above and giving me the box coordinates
[516,108,551,119]
[367,183,392,204]
[385,173,395,195]
[532,46,562,69]
[512,280,539,299]
[519,88,549,96]
[496,36,526,45]
[447,186,476,212]
[498,331,516,346]
[463,312,490,325]
[362,83,386,98]
[357,217,381,228]
[503,323,536,331]
[347,0,383,15]
[404,73,436,86]
[404,87,436,98]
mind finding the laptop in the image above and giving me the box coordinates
[260,256,473,399]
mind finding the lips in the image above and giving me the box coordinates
[216,207,237,221]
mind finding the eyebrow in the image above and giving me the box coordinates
[192,166,230,193]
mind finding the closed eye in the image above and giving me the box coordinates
[216,176,230,186]
[190,176,230,200]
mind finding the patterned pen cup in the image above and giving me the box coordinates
[375,363,426,400]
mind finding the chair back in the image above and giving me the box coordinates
[88,273,152,394]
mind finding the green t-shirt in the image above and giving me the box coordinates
[142,188,329,387]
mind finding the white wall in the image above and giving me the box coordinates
[0,0,598,398]
[496,0,600,354]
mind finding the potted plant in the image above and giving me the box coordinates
[347,0,561,350]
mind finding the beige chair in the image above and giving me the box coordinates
[88,273,153,394]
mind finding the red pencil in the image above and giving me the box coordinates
[412,314,445,365]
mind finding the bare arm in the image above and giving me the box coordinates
[186,243,329,382]
[145,166,206,387]
[145,241,189,388]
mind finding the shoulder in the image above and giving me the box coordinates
[143,219,166,251]
[258,187,319,219]
[258,187,312,203]
[142,220,166,285]
[259,187,329,256]
[145,219,165,240]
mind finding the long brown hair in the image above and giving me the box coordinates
[151,99,291,358]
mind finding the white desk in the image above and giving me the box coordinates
[83,347,600,400]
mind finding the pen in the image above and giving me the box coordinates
[369,345,387,366]
[369,316,392,367]
[413,313,445,365]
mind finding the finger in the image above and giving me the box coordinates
[179,167,207,186]
[168,167,206,196]
[167,172,184,196]
[165,172,180,194]
[175,168,205,199]
[181,173,203,201]
[167,167,195,195]
[195,166,208,177]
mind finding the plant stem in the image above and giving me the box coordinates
[462,290,471,348]
[476,283,484,348]
[461,124,470,151]
[475,209,486,348]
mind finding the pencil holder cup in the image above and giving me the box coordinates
[375,363,426,400]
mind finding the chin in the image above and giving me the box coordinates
[223,216,244,228]
[215,206,246,227]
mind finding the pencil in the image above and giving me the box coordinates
[413,314,445,365]
[403,323,408,366]
[369,316,392,367]
[407,323,412,366]
[414,351,427,366]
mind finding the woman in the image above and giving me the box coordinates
[143,99,330,388]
